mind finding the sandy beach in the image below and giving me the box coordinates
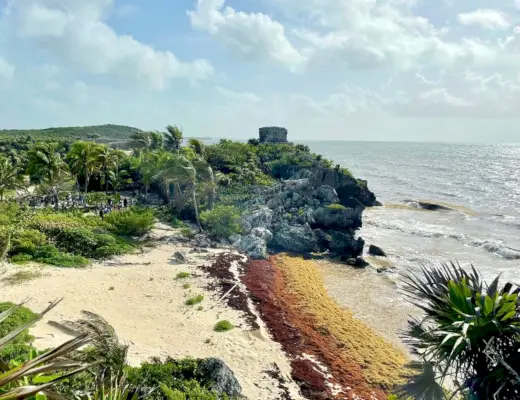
[0,225,303,400]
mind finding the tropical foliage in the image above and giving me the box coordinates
[399,263,520,400]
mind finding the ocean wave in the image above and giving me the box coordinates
[366,219,520,260]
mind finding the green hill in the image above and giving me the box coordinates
[0,124,143,142]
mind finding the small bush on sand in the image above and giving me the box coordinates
[0,302,36,362]
[182,283,191,289]
[200,205,241,239]
[32,244,89,267]
[214,320,234,332]
[2,269,43,285]
[10,253,33,264]
[185,295,204,306]
[176,272,190,279]
[104,207,154,236]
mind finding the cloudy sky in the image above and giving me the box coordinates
[0,0,519,142]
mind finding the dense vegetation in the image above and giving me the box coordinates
[0,124,142,142]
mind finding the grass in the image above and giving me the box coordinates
[182,283,191,289]
[176,272,190,279]
[214,320,234,332]
[275,254,408,388]
[1,269,43,285]
[185,295,204,306]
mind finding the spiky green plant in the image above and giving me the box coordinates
[399,262,520,399]
[0,299,93,399]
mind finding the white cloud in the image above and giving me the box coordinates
[5,0,214,89]
[0,57,15,79]
[188,0,306,71]
[215,86,261,102]
[457,9,511,30]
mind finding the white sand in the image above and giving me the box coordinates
[0,226,302,399]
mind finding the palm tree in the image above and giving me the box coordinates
[192,157,215,210]
[130,131,153,152]
[164,125,183,153]
[0,156,25,200]
[399,263,520,399]
[65,141,102,194]
[0,299,93,399]
[27,142,69,208]
[150,131,164,150]
[155,155,202,231]
[188,138,205,157]
[96,146,119,192]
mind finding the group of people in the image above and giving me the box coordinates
[98,197,131,219]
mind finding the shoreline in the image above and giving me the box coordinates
[1,225,411,399]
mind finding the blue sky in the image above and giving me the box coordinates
[0,0,519,141]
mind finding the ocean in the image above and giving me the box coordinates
[305,141,520,284]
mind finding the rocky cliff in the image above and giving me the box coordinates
[231,165,377,263]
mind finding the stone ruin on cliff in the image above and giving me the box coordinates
[259,127,289,144]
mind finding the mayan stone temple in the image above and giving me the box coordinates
[258,126,289,144]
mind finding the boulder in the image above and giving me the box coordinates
[312,205,362,230]
[273,224,318,253]
[327,230,365,258]
[239,207,273,234]
[368,244,386,257]
[283,178,310,190]
[266,193,285,209]
[236,235,268,259]
[345,256,369,268]
[228,234,242,244]
[251,227,273,243]
[297,206,316,225]
[172,251,189,264]
[197,358,243,398]
[314,185,340,205]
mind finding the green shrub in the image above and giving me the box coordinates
[200,206,241,239]
[0,302,36,362]
[126,358,232,400]
[26,212,83,236]
[9,254,33,264]
[104,207,154,236]
[214,320,234,332]
[54,227,98,256]
[182,283,191,289]
[176,272,190,279]
[185,295,204,306]
[53,228,132,258]
[32,244,89,267]
[92,234,133,258]
[10,229,47,256]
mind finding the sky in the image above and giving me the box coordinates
[0,0,519,142]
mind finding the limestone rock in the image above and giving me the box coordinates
[314,185,340,205]
[273,224,318,253]
[250,227,273,243]
[197,358,243,398]
[228,234,242,244]
[313,205,362,230]
[236,235,268,260]
[239,207,273,234]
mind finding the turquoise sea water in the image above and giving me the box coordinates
[304,141,520,284]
